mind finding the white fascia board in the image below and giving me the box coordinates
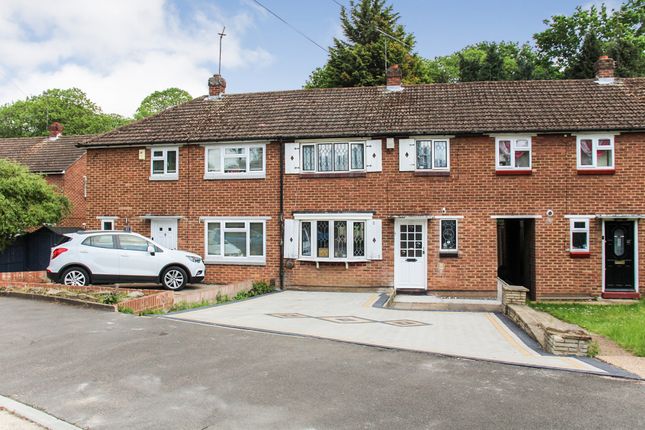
[564,215,597,219]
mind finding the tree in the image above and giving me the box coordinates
[304,0,427,88]
[0,88,131,138]
[535,0,645,78]
[0,160,70,250]
[568,31,604,78]
[134,88,193,120]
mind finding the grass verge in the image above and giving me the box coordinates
[529,299,645,356]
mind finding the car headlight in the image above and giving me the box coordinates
[186,255,202,263]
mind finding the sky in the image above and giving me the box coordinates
[0,0,621,117]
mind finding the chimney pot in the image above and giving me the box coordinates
[594,55,615,79]
[386,64,403,90]
[47,122,63,140]
[208,74,226,97]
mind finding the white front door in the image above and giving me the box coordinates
[394,219,427,289]
[151,219,178,250]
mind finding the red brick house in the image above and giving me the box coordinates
[81,57,645,300]
[0,124,88,228]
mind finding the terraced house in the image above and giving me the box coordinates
[80,57,645,300]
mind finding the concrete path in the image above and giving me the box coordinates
[168,291,606,373]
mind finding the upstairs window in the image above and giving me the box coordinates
[577,135,614,171]
[416,140,449,171]
[205,143,265,179]
[496,137,531,171]
[570,218,590,255]
[150,147,178,180]
[301,142,365,173]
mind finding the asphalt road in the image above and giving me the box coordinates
[0,298,643,430]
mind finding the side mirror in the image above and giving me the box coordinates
[147,245,155,255]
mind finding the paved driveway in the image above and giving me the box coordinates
[168,291,609,374]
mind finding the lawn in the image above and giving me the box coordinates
[530,300,645,356]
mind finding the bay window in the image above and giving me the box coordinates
[576,135,614,171]
[150,147,178,180]
[204,143,266,179]
[301,142,366,173]
[495,137,531,171]
[300,219,366,260]
[203,218,267,264]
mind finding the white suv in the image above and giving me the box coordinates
[47,231,205,291]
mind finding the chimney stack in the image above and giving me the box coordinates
[47,122,63,140]
[386,64,403,91]
[208,74,226,98]
[595,55,616,80]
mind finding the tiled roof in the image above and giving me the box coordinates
[0,135,88,173]
[82,78,645,147]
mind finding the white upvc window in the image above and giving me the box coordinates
[576,135,615,170]
[495,137,532,170]
[301,142,366,173]
[202,218,267,265]
[299,219,367,261]
[150,147,179,180]
[570,218,590,254]
[439,218,459,254]
[416,139,450,171]
[204,142,266,179]
[97,216,117,231]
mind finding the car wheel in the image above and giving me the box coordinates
[61,267,89,286]
[161,266,187,291]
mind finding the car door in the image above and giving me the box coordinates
[116,234,162,281]
[79,234,120,282]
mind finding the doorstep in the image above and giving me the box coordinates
[390,294,503,312]
[601,291,641,299]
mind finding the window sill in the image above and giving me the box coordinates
[577,169,615,175]
[495,169,532,176]
[149,175,178,181]
[204,258,266,266]
[298,258,369,264]
[299,172,367,179]
[414,170,450,177]
[569,251,590,258]
[204,173,266,180]
[439,252,459,258]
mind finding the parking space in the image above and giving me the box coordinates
[166,291,607,373]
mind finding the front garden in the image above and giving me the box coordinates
[530,299,645,356]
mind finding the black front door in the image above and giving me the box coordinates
[605,221,635,291]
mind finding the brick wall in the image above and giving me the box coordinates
[45,153,87,228]
[85,133,645,297]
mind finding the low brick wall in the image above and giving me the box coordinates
[544,328,591,356]
[0,271,48,283]
[172,280,254,306]
[499,279,529,307]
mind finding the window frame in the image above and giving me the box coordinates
[569,218,590,255]
[300,141,366,174]
[576,135,615,171]
[495,137,532,171]
[438,218,459,255]
[415,139,450,171]
[202,218,267,265]
[298,218,368,262]
[204,142,267,179]
[150,146,179,180]
[97,216,117,231]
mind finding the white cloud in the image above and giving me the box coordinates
[0,0,273,116]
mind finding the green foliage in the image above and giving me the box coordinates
[118,307,134,314]
[587,340,600,357]
[304,0,427,88]
[535,0,645,78]
[530,299,645,356]
[134,88,193,120]
[0,160,70,250]
[97,291,127,305]
[0,88,131,138]
[568,31,604,79]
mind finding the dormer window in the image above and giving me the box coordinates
[577,135,615,173]
[495,137,532,173]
